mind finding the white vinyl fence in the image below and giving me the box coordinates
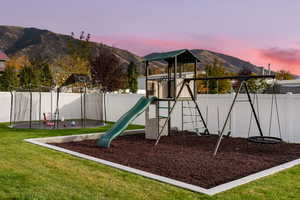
[1,92,299,143]
[105,93,300,143]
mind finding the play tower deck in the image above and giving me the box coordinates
[144,49,210,142]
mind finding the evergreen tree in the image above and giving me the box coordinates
[127,62,139,93]
[0,66,19,91]
[39,63,54,89]
[19,65,40,89]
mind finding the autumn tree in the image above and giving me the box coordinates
[90,46,126,92]
[149,67,164,75]
[51,55,90,86]
[276,70,294,80]
[127,62,139,93]
[5,55,31,70]
[198,59,231,94]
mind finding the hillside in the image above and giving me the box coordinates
[144,49,266,74]
[0,25,270,75]
[0,25,154,72]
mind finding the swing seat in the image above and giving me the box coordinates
[247,136,282,144]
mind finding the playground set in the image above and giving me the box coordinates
[34,49,300,192]
[97,49,282,155]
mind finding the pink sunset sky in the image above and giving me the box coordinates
[92,34,300,74]
[2,0,300,74]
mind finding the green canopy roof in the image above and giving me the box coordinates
[144,49,200,63]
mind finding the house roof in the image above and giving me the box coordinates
[144,49,200,63]
[0,51,8,60]
[276,79,300,87]
[61,74,91,87]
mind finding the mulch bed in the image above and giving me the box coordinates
[51,132,300,189]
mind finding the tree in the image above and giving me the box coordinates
[68,31,92,61]
[236,68,268,93]
[50,31,93,88]
[276,70,294,80]
[149,67,163,75]
[5,55,31,70]
[198,59,231,94]
[37,62,54,90]
[127,62,139,93]
[19,65,41,89]
[51,55,90,87]
[0,66,19,91]
[90,46,126,92]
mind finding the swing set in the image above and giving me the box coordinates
[144,49,282,156]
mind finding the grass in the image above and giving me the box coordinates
[0,123,299,200]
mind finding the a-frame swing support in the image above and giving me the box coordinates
[154,76,275,156]
[213,81,264,156]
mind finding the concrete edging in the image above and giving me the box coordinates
[24,131,300,196]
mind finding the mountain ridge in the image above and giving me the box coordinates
[0,25,271,75]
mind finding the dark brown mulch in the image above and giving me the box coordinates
[51,132,300,189]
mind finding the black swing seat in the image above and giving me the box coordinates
[247,136,283,144]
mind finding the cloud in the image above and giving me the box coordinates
[256,48,300,74]
[91,35,300,75]
[259,48,300,66]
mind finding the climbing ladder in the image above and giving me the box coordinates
[156,100,172,134]
[181,101,207,135]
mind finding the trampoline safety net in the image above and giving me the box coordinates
[11,91,105,129]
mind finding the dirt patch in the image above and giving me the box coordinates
[51,132,300,188]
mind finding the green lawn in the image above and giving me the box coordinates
[0,123,299,200]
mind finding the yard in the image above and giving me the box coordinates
[0,123,299,200]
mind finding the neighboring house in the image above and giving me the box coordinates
[0,50,8,72]
[273,79,300,94]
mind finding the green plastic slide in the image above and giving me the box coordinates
[97,96,156,148]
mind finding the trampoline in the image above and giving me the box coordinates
[12,119,105,129]
[9,74,105,129]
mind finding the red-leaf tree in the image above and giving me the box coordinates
[90,46,126,92]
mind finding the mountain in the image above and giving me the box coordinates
[0,25,273,76]
[192,49,267,74]
[0,25,157,72]
[144,49,267,74]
